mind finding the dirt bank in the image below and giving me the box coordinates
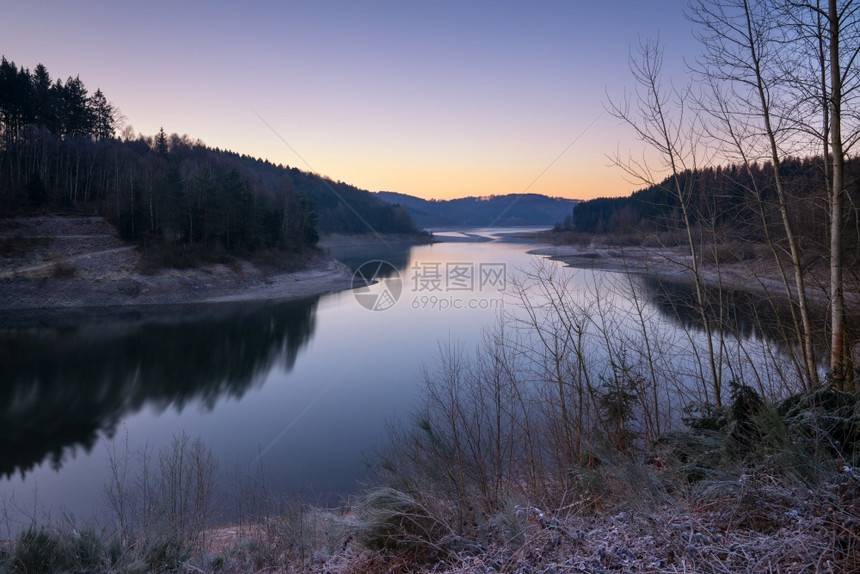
[529,243,848,310]
[0,216,354,309]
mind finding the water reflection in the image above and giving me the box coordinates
[0,298,319,479]
[635,275,842,355]
[325,241,414,273]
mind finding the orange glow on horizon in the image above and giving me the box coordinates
[2,2,693,208]
[244,137,638,203]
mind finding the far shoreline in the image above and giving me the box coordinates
[529,242,857,315]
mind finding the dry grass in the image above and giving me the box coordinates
[2,477,854,573]
[298,472,855,574]
[2,395,856,574]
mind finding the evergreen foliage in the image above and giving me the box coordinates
[568,159,844,253]
[0,57,419,263]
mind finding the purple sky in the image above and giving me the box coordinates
[2,1,698,200]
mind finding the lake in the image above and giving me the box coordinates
[0,228,792,532]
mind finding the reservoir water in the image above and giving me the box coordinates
[0,228,794,531]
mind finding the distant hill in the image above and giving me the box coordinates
[376,192,579,228]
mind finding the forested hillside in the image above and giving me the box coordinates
[233,158,416,234]
[0,57,417,261]
[561,158,856,258]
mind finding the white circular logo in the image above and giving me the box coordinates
[352,260,402,311]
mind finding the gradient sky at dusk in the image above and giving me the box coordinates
[2,1,698,200]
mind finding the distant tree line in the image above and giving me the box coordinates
[377,191,579,227]
[0,57,418,260]
[565,157,855,258]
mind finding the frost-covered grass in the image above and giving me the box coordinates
[1,383,857,574]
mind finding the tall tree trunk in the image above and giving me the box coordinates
[828,0,848,388]
[742,0,818,388]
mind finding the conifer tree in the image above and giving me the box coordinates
[90,89,116,140]
[59,76,94,137]
[31,64,54,131]
[154,127,168,155]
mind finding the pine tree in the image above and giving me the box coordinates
[31,64,54,131]
[154,127,168,155]
[90,89,115,140]
[0,57,28,145]
[58,76,95,137]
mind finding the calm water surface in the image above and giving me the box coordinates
[0,229,552,525]
[0,228,786,528]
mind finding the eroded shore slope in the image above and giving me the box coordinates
[0,216,354,309]
[529,243,851,309]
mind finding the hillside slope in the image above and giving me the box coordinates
[377,191,579,228]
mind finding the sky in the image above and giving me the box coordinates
[2,1,699,200]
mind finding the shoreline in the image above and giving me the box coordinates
[0,216,356,311]
[0,255,355,310]
[529,243,842,309]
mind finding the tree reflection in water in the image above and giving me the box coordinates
[0,297,319,479]
[634,274,850,363]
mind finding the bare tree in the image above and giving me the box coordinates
[697,76,815,386]
[690,0,820,389]
[819,0,860,387]
[779,0,860,387]
[693,0,860,389]
[608,38,726,407]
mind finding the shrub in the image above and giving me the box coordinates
[68,527,106,572]
[345,486,461,561]
[12,526,68,574]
